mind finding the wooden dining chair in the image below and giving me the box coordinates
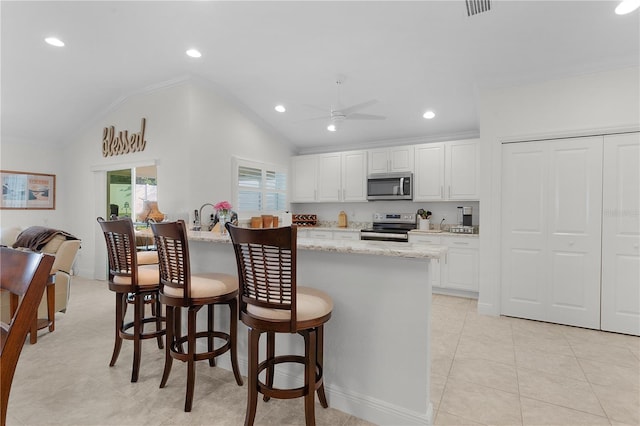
[226,223,333,426]
[150,219,243,412]
[96,217,165,383]
[0,247,54,426]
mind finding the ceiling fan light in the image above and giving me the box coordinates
[186,49,202,58]
[327,124,337,132]
[45,37,64,47]
[423,110,436,119]
[615,0,640,14]
[275,105,286,113]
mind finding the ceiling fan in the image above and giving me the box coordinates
[303,80,386,131]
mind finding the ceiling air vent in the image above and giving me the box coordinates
[466,0,491,17]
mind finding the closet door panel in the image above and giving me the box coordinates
[546,137,602,329]
[601,133,640,335]
[501,142,547,321]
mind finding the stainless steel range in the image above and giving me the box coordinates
[360,212,417,242]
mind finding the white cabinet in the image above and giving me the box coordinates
[409,234,442,288]
[307,229,360,240]
[341,151,368,202]
[601,133,640,336]
[414,139,479,201]
[291,150,367,203]
[501,136,603,329]
[291,155,318,202]
[317,153,342,202]
[441,236,479,293]
[368,145,414,174]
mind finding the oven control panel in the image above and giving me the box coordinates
[373,212,416,223]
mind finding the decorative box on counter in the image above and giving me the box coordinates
[292,214,318,227]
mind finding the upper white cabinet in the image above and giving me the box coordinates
[291,155,318,203]
[291,150,367,203]
[367,145,414,174]
[414,139,480,201]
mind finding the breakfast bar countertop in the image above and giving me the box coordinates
[187,230,446,259]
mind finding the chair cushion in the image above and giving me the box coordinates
[247,286,333,322]
[137,250,159,265]
[162,272,238,299]
[113,264,159,287]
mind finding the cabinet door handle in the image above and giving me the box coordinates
[440,186,444,198]
[448,185,451,198]
[453,241,469,245]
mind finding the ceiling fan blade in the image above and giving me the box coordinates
[341,99,378,115]
[346,113,386,120]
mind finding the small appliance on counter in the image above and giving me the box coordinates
[450,206,475,233]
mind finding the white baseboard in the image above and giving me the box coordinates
[215,355,433,425]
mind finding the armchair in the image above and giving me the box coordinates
[0,227,81,325]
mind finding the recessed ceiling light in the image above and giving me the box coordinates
[45,37,64,47]
[275,105,286,113]
[423,110,436,119]
[615,0,640,14]
[186,49,202,58]
[327,124,336,132]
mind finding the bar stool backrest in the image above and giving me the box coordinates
[226,224,298,333]
[150,220,191,299]
[97,217,139,287]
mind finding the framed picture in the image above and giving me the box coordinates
[1,170,56,210]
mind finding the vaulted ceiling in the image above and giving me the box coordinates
[2,1,639,152]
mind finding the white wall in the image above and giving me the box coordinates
[477,66,640,315]
[2,79,293,278]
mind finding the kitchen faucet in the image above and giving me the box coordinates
[198,203,216,231]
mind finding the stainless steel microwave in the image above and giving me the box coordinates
[367,172,413,200]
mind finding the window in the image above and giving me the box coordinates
[233,157,287,215]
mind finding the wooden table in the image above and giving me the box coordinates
[10,272,55,344]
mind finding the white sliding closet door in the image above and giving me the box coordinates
[601,132,640,335]
[501,141,547,321]
[546,137,602,329]
[501,136,603,329]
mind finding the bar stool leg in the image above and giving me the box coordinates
[245,328,260,426]
[263,331,275,402]
[229,299,243,386]
[316,325,328,408]
[110,293,125,367]
[131,294,143,382]
[208,304,215,367]
[304,328,317,426]
[185,307,198,412]
[160,305,174,389]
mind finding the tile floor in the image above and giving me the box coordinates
[6,278,640,425]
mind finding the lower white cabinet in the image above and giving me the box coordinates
[408,233,479,294]
[441,236,479,293]
[306,229,360,240]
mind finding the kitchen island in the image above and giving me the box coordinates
[187,230,445,425]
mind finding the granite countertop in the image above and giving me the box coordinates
[409,229,479,238]
[188,230,445,259]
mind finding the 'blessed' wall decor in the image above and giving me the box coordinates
[102,118,147,157]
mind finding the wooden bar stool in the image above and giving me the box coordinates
[1,248,54,426]
[226,223,333,426]
[97,217,165,383]
[150,219,243,412]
